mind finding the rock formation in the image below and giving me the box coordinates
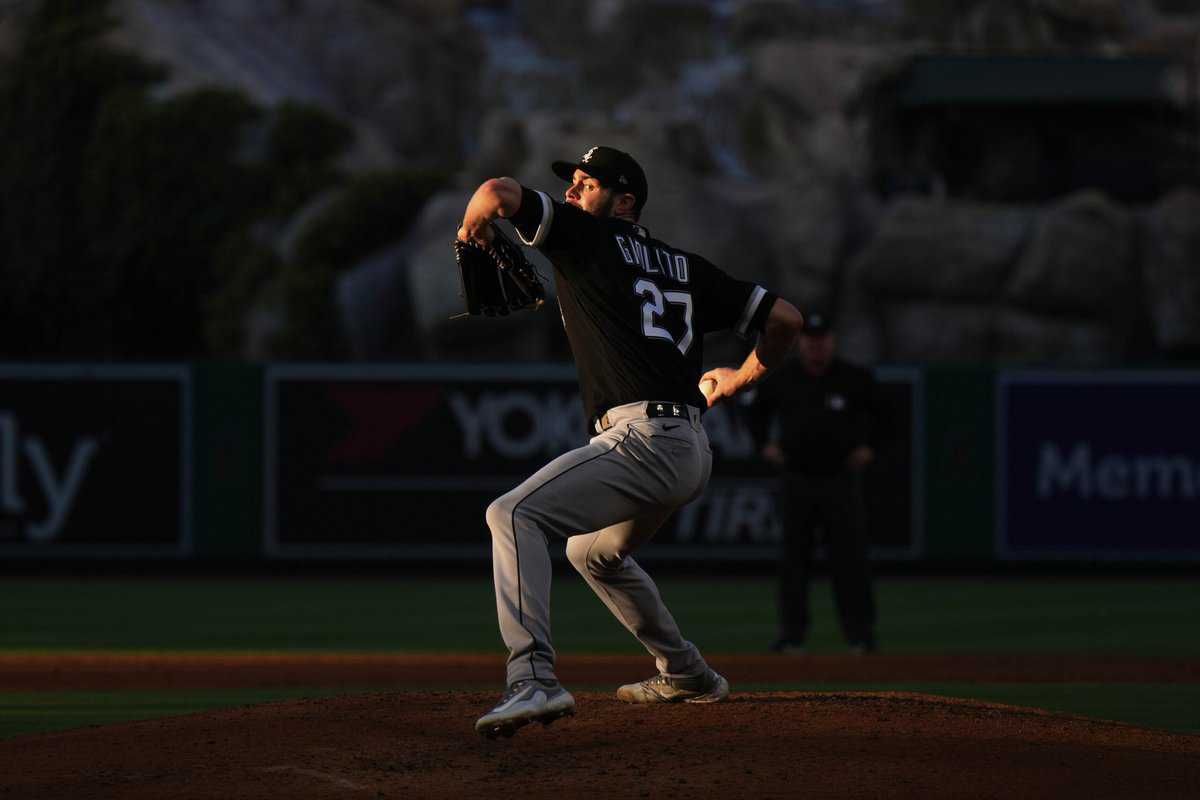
[101,0,1200,365]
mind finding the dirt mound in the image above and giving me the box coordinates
[5,691,1199,799]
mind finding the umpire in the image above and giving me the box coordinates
[751,312,883,654]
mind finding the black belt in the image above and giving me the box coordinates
[594,401,692,433]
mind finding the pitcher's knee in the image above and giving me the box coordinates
[565,536,590,573]
[485,493,518,538]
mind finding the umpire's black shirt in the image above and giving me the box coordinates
[754,357,882,476]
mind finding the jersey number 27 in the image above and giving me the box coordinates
[635,278,694,356]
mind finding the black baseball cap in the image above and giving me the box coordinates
[552,146,648,213]
[801,312,833,336]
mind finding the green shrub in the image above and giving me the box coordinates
[264,100,354,215]
[0,0,424,360]
[271,169,446,359]
[204,232,284,358]
[0,0,164,356]
[82,87,266,357]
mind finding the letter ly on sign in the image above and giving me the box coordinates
[0,411,101,541]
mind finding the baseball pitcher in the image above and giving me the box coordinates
[456,145,804,739]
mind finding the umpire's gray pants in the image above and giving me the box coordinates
[485,401,713,687]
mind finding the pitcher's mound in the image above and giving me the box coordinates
[9,691,1200,799]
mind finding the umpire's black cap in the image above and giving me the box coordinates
[552,146,648,213]
[802,312,833,336]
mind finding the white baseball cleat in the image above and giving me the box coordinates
[475,680,576,739]
[616,668,730,704]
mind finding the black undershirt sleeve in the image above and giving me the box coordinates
[507,186,545,241]
[747,291,778,337]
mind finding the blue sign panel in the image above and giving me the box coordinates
[998,372,1200,559]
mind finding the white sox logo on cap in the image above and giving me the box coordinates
[582,146,629,185]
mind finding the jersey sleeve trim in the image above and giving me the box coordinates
[736,286,768,338]
[515,190,554,248]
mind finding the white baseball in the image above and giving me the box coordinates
[699,378,717,398]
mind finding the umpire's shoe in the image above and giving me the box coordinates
[475,679,575,739]
[617,668,729,704]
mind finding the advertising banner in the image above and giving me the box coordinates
[644,367,922,561]
[997,371,1200,559]
[265,365,920,560]
[0,366,191,556]
[265,365,581,558]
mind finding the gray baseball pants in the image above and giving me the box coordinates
[485,401,713,688]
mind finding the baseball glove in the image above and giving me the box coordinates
[452,223,546,317]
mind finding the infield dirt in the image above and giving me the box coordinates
[3,653,1199,799]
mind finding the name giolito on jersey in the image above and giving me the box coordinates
[614,234,690,283]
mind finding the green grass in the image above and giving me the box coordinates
[2,576,1197,740]
[3,576,1198,655]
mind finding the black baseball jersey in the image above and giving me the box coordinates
[508,186,776,425]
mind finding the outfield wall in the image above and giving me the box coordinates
[1,363,1196,563]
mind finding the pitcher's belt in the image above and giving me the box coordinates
[594,401,698,434]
